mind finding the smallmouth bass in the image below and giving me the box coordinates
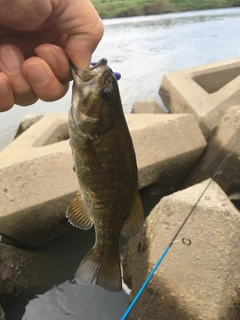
[67,59,144,292]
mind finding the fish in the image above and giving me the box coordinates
[67,58,144,292]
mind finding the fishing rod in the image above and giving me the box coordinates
[121,122,240,320]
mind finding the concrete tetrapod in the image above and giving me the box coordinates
[126,113,206,190]
[159,57,240,138]
[0,113,206,246]
[14,114,44,139]
[122,179,240,320]
[131,98,166,114]
[0,114,75,246]
[182,105,240,195]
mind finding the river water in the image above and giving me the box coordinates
[1,7,240,150]
[1,7,240,320]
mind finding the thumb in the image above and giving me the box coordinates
[51,0,104,70]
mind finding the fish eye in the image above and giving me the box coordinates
[101,88,112,101]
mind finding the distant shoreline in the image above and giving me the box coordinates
[92,0,240,19]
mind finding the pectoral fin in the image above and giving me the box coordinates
[66,191,93,229]
[121,191,144,238]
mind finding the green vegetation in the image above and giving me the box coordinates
[91,0,240,19]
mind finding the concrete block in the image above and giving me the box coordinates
[182,105,240,195]
[0,113,206,246]
[0,243,48,296]
[159,57,240,138]
[122,180,240,320]
[132,98,166,114]
[126,114,206,189]
[14,113,44,138]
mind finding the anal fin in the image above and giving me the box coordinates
[121,191,144,238]
[66,190,93,229]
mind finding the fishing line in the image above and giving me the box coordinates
[158,90,195,104]
[138,286,158,320]
[121,125,240,320]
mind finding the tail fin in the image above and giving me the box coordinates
[75,247,122,292]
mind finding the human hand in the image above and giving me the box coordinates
[0,0,104,111]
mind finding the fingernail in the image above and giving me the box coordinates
[41,50,58,69]
[45,52,58,69]
[25,63,49,86]
[0,47,21,74]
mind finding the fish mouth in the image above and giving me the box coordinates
[71,59,108,82]
[89,59,108,71]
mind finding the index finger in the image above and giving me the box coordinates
[51,0,104,70]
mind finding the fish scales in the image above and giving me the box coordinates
[67,58,144,292]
